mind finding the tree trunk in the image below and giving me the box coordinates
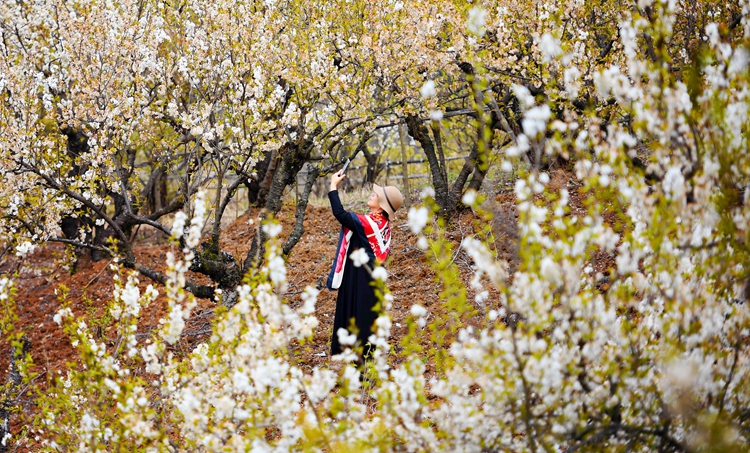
[92,191,130,262]
[58,125,90,260]
[136,264,216,299]
[405,115,455,215]
[254,148,279,207]
[143,167,169,215]
[1,337,30,453]
[361,145,379,185]
[452,142,479,201]
[398,123,411,209]
[190,251,242,290]
[283,165,320,255]
[244,140,312,271]
[431,123,449,184]
[467,159,489,192]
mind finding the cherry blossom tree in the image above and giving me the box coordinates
[0,0,460,299]
[1,1,750,450]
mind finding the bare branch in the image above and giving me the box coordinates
[18,160,135,262]
[49,237,116,256]
[125,213,172,236]
[147,196,186,221]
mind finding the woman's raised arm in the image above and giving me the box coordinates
[329,172,358,230]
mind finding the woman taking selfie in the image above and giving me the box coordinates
[327,170,403,361]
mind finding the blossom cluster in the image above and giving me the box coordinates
[1,1,749,452]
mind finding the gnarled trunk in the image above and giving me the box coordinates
[405,115,455,215]
[246,148,279,207]
[0,337,30,453]
[244,139,315,271]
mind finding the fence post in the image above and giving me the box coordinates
[398,123,411,209]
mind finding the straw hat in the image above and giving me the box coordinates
[373,184,403,218]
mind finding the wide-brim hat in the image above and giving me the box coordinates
[373,184,403,218]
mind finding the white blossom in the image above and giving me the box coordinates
[467,7,487,37]
[513,84,536,109]
[538,33,562,62]
[420,80,436,98]
[337,328,357,346]
[15,241,35,257]
[429,110,444,121]
[170,211,187,239]
[420,186,436,200]
[185,190,207,249]
[407,206,430,235]
[410,304,427,317]
[539,256,563,287]
[705,23,720,47]
[262,222,283,238]
[462,190,477,206]
[563,66,581,98]
[506,134,531,157]
[522,105,551,137]
[299,286,319,315]
[371,266,388,281]
[663,167,686,201]
[350,248,369,267]
[266,255,286,285]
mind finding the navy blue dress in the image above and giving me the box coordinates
[327,190,380,357]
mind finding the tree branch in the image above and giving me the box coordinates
[19,160,135,263]
[451,142,478,199]
[125,213,172,236]
[48,237,116,256]
[147,196,185,221]
[567,423,691,453]
[718,341,742,417]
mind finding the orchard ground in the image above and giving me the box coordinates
[0,169,615,420]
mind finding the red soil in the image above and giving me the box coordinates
[0,197,484,389]
[0,169,617,442]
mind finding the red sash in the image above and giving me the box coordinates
[329,212,390,289]
[358,212,390,262]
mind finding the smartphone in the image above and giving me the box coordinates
[339,158,350,175]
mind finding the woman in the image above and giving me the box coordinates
[327,171,403,359]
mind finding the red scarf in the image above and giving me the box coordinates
[358,212,390,262]
[329,212,390,289]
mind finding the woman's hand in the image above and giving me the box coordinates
[330,171,346,191]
